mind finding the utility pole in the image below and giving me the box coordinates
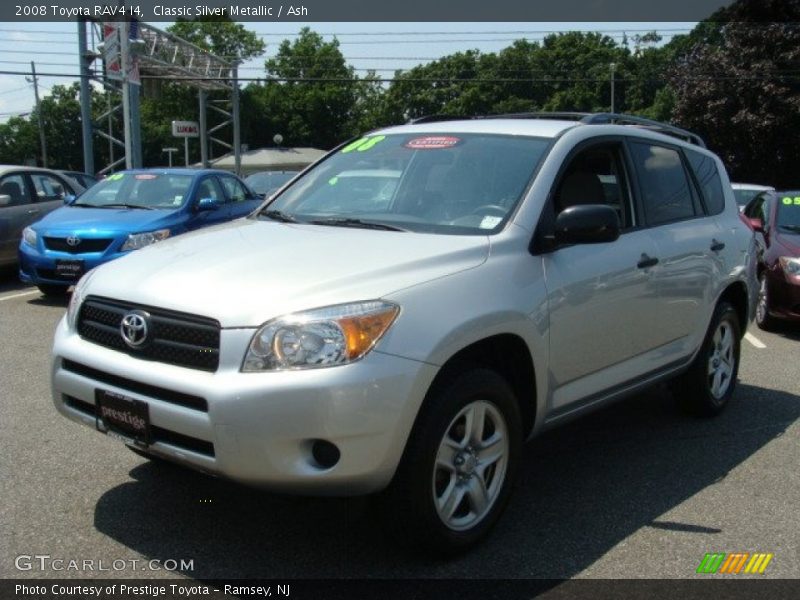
[28,62,48,168]
[120,21,133,169]
[610,62,617,114]
[77,19,94,176]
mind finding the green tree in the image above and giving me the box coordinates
[253,28,360,149]
[0,83,87,169]
[670,15,800,186]
[168,17,265,61]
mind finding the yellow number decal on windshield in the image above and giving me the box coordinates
[341,136,386,153]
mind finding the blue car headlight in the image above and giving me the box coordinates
[120,229,171,252]
[22,227,37,247]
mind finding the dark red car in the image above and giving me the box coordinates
[743,191,800,329]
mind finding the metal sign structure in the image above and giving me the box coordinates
[77,17,241,175]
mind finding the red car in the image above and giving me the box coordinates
[743,190,800,329]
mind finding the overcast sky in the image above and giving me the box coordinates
[0,21,695,123]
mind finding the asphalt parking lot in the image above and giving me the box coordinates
[1,268,799,582]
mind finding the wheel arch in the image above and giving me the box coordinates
[717,280,750,337]
[418,334,537,440]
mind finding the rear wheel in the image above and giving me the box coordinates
[678,301,741,417]
[37,284,69,297]
[755,272,777,331]
[381,368,522,554]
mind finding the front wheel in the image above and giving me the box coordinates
[381,368,522,554]
[755,272,777,331]
[678,301,741,417]
[37,284,69,297]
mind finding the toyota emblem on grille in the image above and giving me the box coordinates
[120,310,150,348]
[66,235,81,247]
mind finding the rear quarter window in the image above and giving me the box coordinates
[629,141,696,226]
[685,149,726,216]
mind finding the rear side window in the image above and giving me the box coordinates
[30,173,69,202]
[220,176,249,203]
[685,149,725,215]
[629,142,696,226]
[0,174,31,207]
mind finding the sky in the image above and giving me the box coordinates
[0,21,696,123]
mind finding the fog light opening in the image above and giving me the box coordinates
[311,439,340,469]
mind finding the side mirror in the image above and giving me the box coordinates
[555,205,620,246]
[0,194,11,207]
[748,217,764,233]
[63,194,77,205]
[196,197,220,212]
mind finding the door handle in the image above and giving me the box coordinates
[637,253,659,269]
[710,239,725,252]
[26,209,40,215]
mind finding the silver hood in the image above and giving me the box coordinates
[84,219,489,327]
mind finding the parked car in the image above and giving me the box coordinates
[19,168,259,296]
[0,165,84,268]
[244,170,299,198]
[51,114,756,553]
[59,170,100,190]
[742,190,800,329]
[731,182,774,211]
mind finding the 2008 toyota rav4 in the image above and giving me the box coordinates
[51,113,757,553]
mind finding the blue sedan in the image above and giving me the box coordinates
[19,168,261,296]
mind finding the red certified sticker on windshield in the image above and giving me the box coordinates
[404,136,462,149]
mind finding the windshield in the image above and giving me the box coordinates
[733,188,763,208]
[245,171,298,196]
[776,192,800,231]
[263,133,550,234]
[74,172,194,209]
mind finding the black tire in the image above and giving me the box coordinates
[380,368,522,555]
[755,272,777,331]
[37,284,70,297]
[678,301,741,417]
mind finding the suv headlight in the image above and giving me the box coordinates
[120,229,170,251]
[22,226,37,247]
[779,256,800,282]
[66,268,97,329]
[242,301,400,372]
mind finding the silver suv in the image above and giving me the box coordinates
[51,114,757,553]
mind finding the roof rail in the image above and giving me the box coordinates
[408,114,468,125]
[580,113,706,148]
[407,111,706,148]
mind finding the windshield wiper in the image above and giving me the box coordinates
[261,209,299,223]
[99,203,155,210]
[779,224,800,233]
[308,217,406,232]
[70,202,99,208]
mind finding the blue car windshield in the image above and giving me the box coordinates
[74,173,194,209]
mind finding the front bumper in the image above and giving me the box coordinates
[51,316,437,495]
[767,269,800,322]
[19,242,125,286]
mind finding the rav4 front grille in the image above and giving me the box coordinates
[77,296,221,372]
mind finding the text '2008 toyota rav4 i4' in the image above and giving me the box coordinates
[52,113,757,553]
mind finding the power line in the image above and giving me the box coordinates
[0,84,32,95]
[0,60,77,67]
[4,68,800,85]
[0,26,694,38]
